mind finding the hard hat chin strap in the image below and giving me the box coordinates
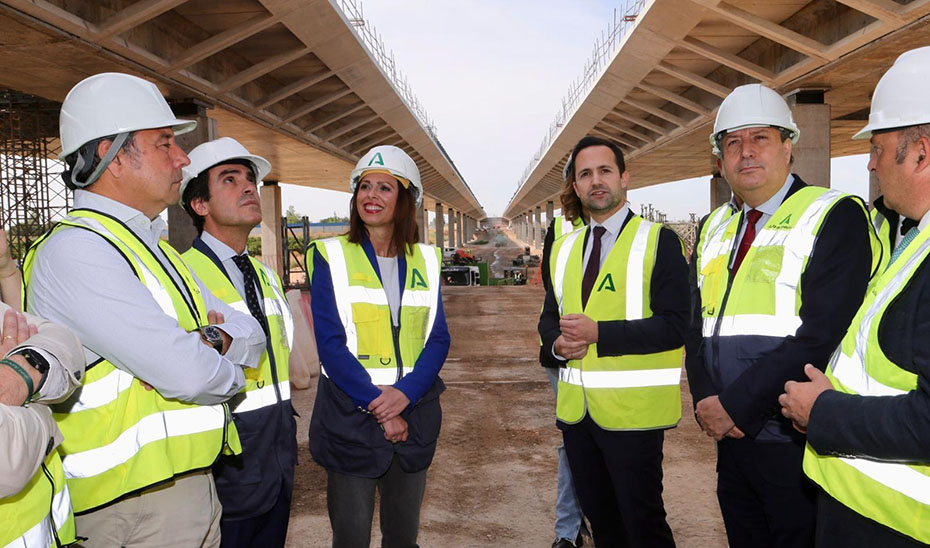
[70,132,130,189]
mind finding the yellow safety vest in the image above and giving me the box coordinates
[0,446,75,547]
[552,215,585,241]
[308,236,440,384]
[550,215,684,430]
[803,225,930,544]
[697,187,877,341]
[22,209,240,514]
[182,247,294,413]
[870,207,893,273]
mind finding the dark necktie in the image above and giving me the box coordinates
[733,208,763,274]
[581,226,607,308]
[231,254,268,334]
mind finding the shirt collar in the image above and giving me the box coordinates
[743,174,794,217]
[590,202,630,237]
[199,231,241,261]
[73,190,167,246]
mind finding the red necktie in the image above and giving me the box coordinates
[733,209,762,274]
[581,226,607,308]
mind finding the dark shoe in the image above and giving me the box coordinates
[551,538,578,548]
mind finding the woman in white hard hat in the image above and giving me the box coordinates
[306,145,449,547]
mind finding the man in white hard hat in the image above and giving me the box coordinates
[780,45,930,547]
[179,137,296,548]
[685,84,878,548]
[22,73,266,547]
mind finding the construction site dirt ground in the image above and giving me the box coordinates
[285,265,728,546]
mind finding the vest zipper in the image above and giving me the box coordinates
[392,322,404,383]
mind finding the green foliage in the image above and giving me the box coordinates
[247,236,262,256]
[318,212,349,223]
[285,205,302,224]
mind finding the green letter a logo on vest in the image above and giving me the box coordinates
[597,273,615,293]
[777,213,792,227]
[368,152,385,167]
[410,268,427,289]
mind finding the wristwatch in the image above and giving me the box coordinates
[200,325,224,353]
[12,348,50,394]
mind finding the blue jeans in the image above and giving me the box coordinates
[547,367,585,541]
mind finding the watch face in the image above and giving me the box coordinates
[201,326,223,351]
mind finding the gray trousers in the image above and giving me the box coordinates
[327,455,428,548]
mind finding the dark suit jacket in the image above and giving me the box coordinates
[684,176,874,438]
[537,209,690,380]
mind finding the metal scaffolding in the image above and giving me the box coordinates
[0,90,69,262]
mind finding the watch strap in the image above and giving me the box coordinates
[1,357,34,405]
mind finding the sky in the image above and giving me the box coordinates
[280,1,874,224]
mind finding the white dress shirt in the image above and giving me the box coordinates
[26,190,265,405]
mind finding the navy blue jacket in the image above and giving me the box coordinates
[685,177,874,441]
[307,235,449,477]
[193,237,298,520]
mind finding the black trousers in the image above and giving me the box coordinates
[326,455,428,548]
[219,477,293,548]
[716,437,816,548]
[561,415,676,548]
[816,489,928,547]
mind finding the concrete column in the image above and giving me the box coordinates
[421,205,430,244]
[546,201,555,240]
[259,181,284,278]
[534,206,542,250]
[710,155,732,210]
[788,90,830,188]
[457,212,464,247]
[168,100,216,252]
[448,208,456,249]
[435,202,444,249]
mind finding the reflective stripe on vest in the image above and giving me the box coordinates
[550,216,683,430]
[182,248,293,414]
[1,451,75,548]
[803,226,930,543]
[22,211,237,513]
[698,188,848,338]
[315,237,440,384]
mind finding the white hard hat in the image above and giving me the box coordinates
[179,137,272,206]
[350,145,423,206]
[59,72,196,159]
[710,84,800,155]
[854,46,930,140]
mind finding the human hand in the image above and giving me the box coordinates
[0,308,36,356]
[559,314,598,345]
[0,309,40,405]
[200,311,231,354]
[369,386,411,423]
[554,334,588,361]
[382,415,408,443]
[725,426,745,439]
[695,395,736,441]
[779,364,834,432]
